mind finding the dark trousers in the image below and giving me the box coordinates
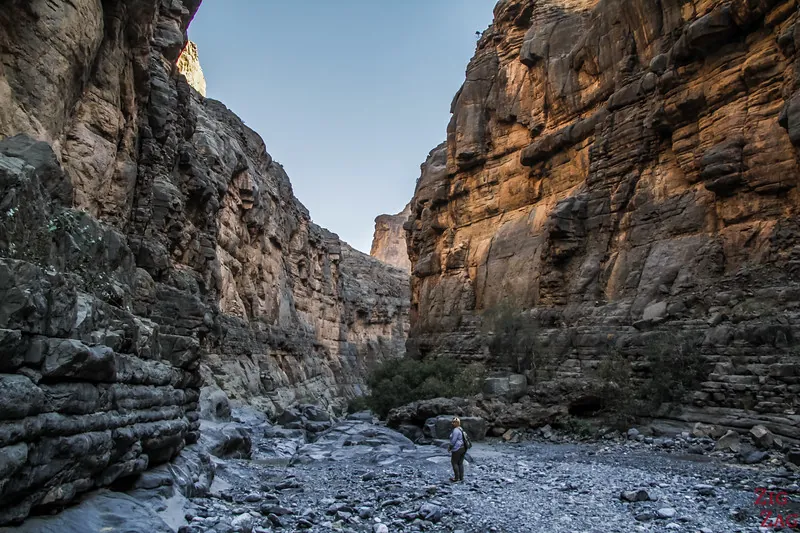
[451,447,466,480]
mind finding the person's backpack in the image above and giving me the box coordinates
[461,427,472,450]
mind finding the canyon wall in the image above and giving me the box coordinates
[406,0,800,438]
[0,0,408,524]
[371,202,412,271]
[177,40,207,96]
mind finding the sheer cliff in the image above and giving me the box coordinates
[0,0,408,524]
[370,202,413,272]
[406,0,800,439]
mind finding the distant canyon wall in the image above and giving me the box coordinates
[177,40,207,96]
[0,0,408,524]
[370,202,412,272]
[406,0,800,438]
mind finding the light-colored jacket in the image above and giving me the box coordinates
[449,427,464,452]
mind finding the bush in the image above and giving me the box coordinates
[346,396,369,414]
[556,416,597,439]
[483,303,563,384]
[642,337,706,409]
[595,346,639,429]
[364,358,485,419]
[593,335,707,429]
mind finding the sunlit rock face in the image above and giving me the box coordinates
[371,202,412,272]
[177,40,207,96]
[407,0,800,438]
[0,0,408,523]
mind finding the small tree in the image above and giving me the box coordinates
[364,357,485,419]
[639,335,706,410]
[483,303,553,383]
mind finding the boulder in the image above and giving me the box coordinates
[423,416,454,440]
[199,421,253,459]
[397,424,424,443]
[386,397,473,428]
[277,407,302,426]
[749,425,774,449]
[714,430,741,453]
[503,429,524,443]
[300,404,331,422]
[692,422,718,438]
[347,411,374,422]
[199,387,232,422]
[483,373,527,400]
[460,417,488,441]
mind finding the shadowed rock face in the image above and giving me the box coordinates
[0,0,408,523]
[371,202,413,272]
[407,0,800,437]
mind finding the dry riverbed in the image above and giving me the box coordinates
[7,409,799,533]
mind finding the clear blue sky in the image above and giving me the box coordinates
[188,1,496,253]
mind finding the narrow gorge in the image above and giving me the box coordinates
[0,0,799,531]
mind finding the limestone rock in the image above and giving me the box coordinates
[199,387,232,422]
[406,0,800,440]
[386,397,475,428]
[370,202,412,271]
[483,373,528,400]
[715,430,741,452]
[749,425,775,449]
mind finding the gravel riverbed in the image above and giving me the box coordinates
[8,411,799,533]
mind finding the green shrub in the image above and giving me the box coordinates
[592,335,707,429]
[595,345,639,429]
[346,396,369,414]
[556,416,597,439]
[642,337,706,409]
[483,303,565,384]
[364,358,485,418]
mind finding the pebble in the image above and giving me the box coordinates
[657,507,677,519]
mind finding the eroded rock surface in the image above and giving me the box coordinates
[370,202,412,272]
[406,0,800,437]
[0,0,408,523]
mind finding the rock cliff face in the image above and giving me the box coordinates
[407,0,800,439]
[370,202,412,271]
[0,0,408,524]
[177,40,207,96]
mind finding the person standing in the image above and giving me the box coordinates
[448,417,466,482]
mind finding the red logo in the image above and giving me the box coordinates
[754,488,798,529]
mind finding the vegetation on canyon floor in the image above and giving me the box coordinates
[594,336,708,428]
[357,302,712,432]
[353,357,487,418]
[483,303,568,384]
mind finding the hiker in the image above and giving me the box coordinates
[448,416,466,482]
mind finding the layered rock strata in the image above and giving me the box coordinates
[406,0,800,439]
[0,0,408,524]
[370,202,413,271]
